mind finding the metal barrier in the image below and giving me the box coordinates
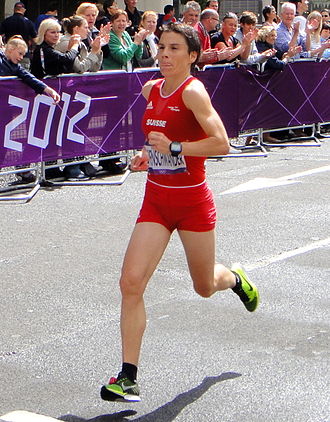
[40,153,131,186]
[0,165,40,202]
[316,121,330,139]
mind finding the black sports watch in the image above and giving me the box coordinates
[169,141,182,157]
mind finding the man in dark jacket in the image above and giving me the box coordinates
[0,2,37,69]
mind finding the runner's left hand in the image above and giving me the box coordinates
[148,131,172,154]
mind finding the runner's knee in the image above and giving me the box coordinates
[193,283,213,298]
[120,270,146,298]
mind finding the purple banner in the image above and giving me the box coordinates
[237,61,330,131]
[0,61,329,167]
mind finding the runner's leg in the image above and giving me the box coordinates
[178,229,236,297]
[120,222,171,365]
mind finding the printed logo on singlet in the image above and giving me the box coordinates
[168,106,180,112]
[146,101,153,110]
[145,143,187,175]
[146,119,167,128]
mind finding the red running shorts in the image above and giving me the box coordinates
[136,180,217,232]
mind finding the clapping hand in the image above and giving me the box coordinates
[91,35,102,54]
[68,34,81,50]
[99,22,111,46]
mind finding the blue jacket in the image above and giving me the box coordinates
[0,50,46,93]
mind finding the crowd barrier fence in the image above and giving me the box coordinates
[0,60,329,201]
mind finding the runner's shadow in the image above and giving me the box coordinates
[60,372,241,422]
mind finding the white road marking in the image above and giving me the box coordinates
[220,165,330,195]
[245,237,330,271]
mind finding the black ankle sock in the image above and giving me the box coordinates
[231,272,242,293]
[120,362,138,383]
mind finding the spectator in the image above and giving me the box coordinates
[35,1,59,31]
[305,10,330,57]
[321,9,330,24]
[95,0,118,29]
[321,22,330,41]
[55,15,104,178]
[76,3,125,175]
[0,2,37,70]
[124,0,143,37]
[256,26,303,143]
[204,1,220,35]
[211,12,252,64]
[30,19,88,180]
[155,5,176,39]
[162,4,176,25]
[57,15,103,73]
[181,1,201,27]
[235,11,275,67]
[256,26,301,70]
[1,36,59,99]
[289,0,309,37]
[136,11,159,68]
[76,2,110,48]
[205,1,219,11]
[103,10,147,71]
[194,8,231,66]
[262,5,279,28]
[275,2,305,59]
[320,23,330,58]
[0,35,60,183]
[31,19,80,79]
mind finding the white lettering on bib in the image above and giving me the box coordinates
[145,143,187,175]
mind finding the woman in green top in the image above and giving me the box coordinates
[103,9,148,71]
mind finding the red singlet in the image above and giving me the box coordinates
[137,76,216,232]
[142,76,207,187]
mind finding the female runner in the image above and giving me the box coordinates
[101,22,259,402]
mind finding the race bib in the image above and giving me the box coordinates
[145,143,187,175]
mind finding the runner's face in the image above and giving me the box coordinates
[6,45,27,64]
[157,31,197,77]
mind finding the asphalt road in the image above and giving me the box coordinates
[1,139,329,422]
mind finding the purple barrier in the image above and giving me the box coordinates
[0,61,329,168]
[237,61,330,131]
[0,71,158,167]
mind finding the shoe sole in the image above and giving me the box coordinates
[231,263,260,312]
[66,177,89,181]
[100,385,141,402]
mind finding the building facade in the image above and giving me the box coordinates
[1,0,330,26]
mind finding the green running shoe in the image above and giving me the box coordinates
[231,263,260,312]
[101,376,141,402]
